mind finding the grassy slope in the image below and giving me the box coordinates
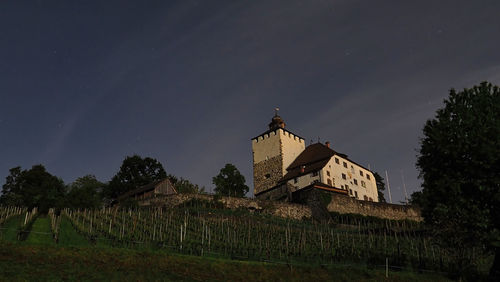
[57,216,90,247]
[0,215,22,242]
[0,242,451,281]
[24,216,55,246]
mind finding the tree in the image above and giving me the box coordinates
[105,155,167,200]
[0,166,24,206]
[374,172,386,203]
[212,164,249,197]
[167,174,204,194]
[414,82,500,279]
[0,165,66,213]
[66,175,105,209]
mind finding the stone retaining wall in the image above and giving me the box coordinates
[140,192,420,222]
[326,192,422,221]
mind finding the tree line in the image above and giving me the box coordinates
[0,155,249,212]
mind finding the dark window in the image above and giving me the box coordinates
[361,180,366,188]
[343,162,347,168]
[364,195,368,201]
[369,197,373,201]
[345,184,349,189]
[335,158,339,164]
[349,189,352,195]
[265,173,271,179]
[342,173,346,180]
[354,179,358,185]
[326,171,330,176]
[341,185,344,189]
[327,179,332,186]
[294,178,298,184]
[355,191,358,199]
[360,170,364,176]
[366,174,371,180]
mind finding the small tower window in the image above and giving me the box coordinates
[265,173,271,179]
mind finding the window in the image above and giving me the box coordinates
[341,185,344,189]
[345,184,349,189]
[369,197,373,202]
[355,191,358,199]
[294,177,298,184]
[366,174,371,180]
[335,158,339,164]
[353,179,358,185]
[343,162,347,168]
[342,173,346,180]
[360,170,364,177]
[361,180,366,188]
[326,171,330,177]
[349,189,353,195]
[265,173,271,179]
[327,179,332,186]
[312,171,318,177]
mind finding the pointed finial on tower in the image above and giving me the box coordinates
[274,107,279,116]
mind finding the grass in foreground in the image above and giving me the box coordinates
[0,215,22,242]
[0,242,451,281]
[24,216,55,246]
[57,216,90,247]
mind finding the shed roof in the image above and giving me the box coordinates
[118,178,176,200]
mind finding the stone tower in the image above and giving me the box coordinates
[251,110,305,196]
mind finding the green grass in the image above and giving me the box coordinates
[0,215,22,242]
[0,242,452,281]
[24,216,55,246]
[57,216,91,247]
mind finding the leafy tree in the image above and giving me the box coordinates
[167,174,204,194]
[105,155,166,200]
[212,164,249,197]
[414,82,500,279]
[0,165,66,213]
[67,175,105,209]
[0,166,24,206]
[373,172,386,203]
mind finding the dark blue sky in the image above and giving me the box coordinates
[1,0,499,202]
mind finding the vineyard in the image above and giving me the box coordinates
[0,201,489,278]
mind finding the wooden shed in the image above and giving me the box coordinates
[118,178,177,202]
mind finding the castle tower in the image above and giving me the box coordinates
[251,109,305,196]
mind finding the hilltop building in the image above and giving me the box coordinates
[252,111,379,202]
[118,178,177,204]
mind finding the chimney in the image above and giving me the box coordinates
[300,165,305,173]
[325,141,330,148]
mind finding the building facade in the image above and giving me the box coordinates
[251,112,305,195]
[252,112,379,202]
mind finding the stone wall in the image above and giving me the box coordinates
[143,193,312,221]
[140,191,421,222]
[326,192,422,221]
[253,155,283,195]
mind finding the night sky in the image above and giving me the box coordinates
[1,1,500,203]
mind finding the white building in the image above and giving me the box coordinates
[252,112,379,202]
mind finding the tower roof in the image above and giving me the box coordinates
[268,108,285,130]
[251,109,304,141]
